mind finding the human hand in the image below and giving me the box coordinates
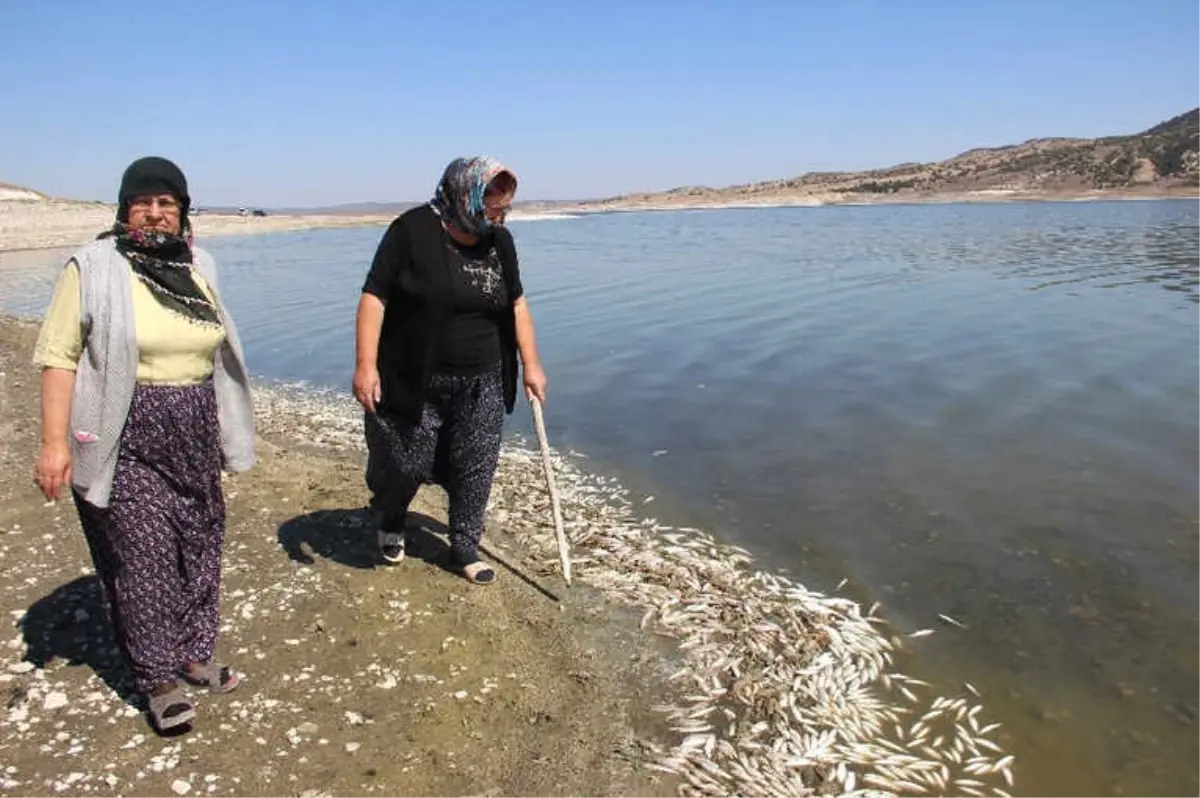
[353,363,382,413]
[523,362,547,406]
[34,441,72,502]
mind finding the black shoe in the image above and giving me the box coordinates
[377,528,406,564]
[451,548,495,584]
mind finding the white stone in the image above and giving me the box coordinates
[7,661,34,674]
[43,691,68,710]
[171,779,191,795]
[344,742,360,753]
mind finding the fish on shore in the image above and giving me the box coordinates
[251,383,1016,797]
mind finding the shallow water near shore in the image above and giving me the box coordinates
[2,199,1197,796]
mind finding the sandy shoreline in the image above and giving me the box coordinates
[0,304,1021,796]
[556,184,1198,216]
[0,199,575,254]
[0,315,677,797]
[4,186,1194,253]
[0,199,394,254]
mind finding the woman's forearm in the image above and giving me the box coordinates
[41,367,76,447]
[356,293,386,368]
[513,297,541,366]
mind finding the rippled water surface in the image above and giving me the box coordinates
[2,199,1197,796]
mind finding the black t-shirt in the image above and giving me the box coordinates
[361,208,525,408]
[437,234,512,373]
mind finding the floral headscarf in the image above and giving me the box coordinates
[99,223,222,329]
[429,156,517,236]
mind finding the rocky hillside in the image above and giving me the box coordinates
[588,108,1199,208]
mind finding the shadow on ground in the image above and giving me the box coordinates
[277,508,457,572]
[18,575,139,706]
[276,509,561,600]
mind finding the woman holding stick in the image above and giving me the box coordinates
[353,156,547,584]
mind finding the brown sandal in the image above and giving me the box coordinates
[180,663,241,694]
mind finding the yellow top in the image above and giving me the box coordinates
[34,259,228,385]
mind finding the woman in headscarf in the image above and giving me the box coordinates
[353,156,547,584]
[32,156,256,734]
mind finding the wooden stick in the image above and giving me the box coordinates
[530,396,571,586]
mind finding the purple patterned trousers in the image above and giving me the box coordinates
[73,380,226,695]
[364,367,504,557]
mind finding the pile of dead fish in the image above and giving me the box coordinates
[253,386,1016,797]
[490,440,1014,797]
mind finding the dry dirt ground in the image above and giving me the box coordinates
[0,316,681,797]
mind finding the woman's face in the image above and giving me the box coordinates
[483,189,513,226]
[126,193,182,235]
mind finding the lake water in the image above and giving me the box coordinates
[2,199,1197,796]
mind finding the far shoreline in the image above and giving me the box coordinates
[0,205,577,255]
[2,187,1194,254]
[555,185,1198,217]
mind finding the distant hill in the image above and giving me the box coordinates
[7,110,1196,212]
[583,108,1200,209]
[0,182,47,202]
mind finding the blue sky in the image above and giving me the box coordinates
[1,0,1196,206]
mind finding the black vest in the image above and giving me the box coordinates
[374,204,520,425]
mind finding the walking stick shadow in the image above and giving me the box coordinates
[478,543,562,603]
[276,508,562,601]
[17,576,139,706]
[405,512,562,602]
